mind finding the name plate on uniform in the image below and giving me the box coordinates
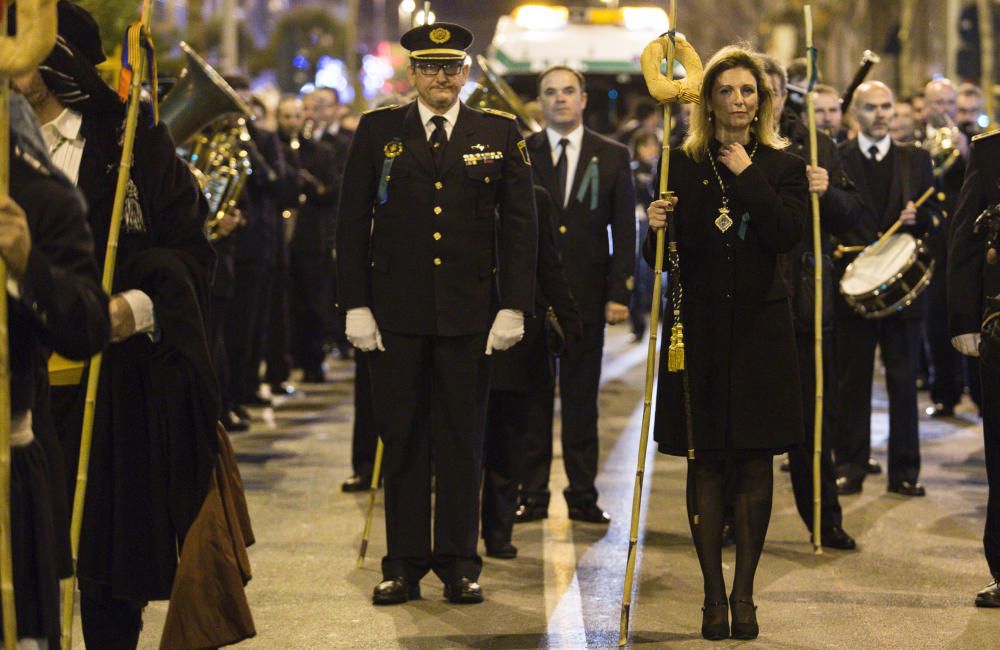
[48,353,85,386]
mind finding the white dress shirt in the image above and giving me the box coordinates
[546,125,584,206]
[417,99,461,141]
[857,132,891,162]
[41,108,156,337]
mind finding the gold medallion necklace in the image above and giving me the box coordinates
[707,140,758,233]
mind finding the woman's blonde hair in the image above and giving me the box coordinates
[682,44,788,161]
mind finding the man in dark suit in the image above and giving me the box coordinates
[13,3,218,645]
[519,65,636,524]
[762,57,862,549]
[336,22,537,605]
[833,81,936,497]
[278,96,339,383]
[481,185,582,559]
[947,129,1000,607]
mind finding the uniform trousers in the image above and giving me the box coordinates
[834,309,922,485]
[265,243,292,386]
[369,330,490,584]
[289,252,332,375]
[226,261,272,406]
[482,319,553,547]
[926,251,964,407]
[521,322,605,507]
[981,359,1000,579]
[351,352,378,479]
[788,333,843,531]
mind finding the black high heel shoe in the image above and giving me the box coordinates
[701,601,729,640]
[729,597,758,640]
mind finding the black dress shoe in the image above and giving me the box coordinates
[779,457,790,472]
[865,458,883,475]
[568,503,611,524]
[270,382,298,396]
[514,502,548,523]
[926,402,956,418]
[372,577,420,605]
[729,597,758,640]
[233,405,251,421]
[888,480,926,497]
[444,577,483,604]
[836,476,863,495]
[485,542,518,559]
[341,475,373,493]
[975,580,1000,607]
[221,412,249,432]
[821,525,857,550]
[721,521,736,547]
[701,601,729,640]
[302,369,326,383]
[244,394,272,407]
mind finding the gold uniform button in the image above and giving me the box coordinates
[559,225,567,234]
[433,232,442,241]
[434,206,443,215]
[484,176,491,184]
[434,258,442,266]
[435,181,443,189]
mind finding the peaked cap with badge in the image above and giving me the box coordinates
[400,22,473,61]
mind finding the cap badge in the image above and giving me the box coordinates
[430,27,451,44]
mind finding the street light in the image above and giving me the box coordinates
[414,8,435,26]
[398,0,416,35]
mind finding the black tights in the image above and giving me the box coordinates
[686,452,773,605]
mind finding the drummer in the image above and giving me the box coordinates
[831,80,936,497]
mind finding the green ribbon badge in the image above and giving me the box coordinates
[377,140,403,205]
[575,156,599,210]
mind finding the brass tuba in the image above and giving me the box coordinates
[160,42,253,240]
[467,54,542,133]
[922,114,963,179]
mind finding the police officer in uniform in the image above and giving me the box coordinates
[336,22,537,605]
[948,128,1000,607]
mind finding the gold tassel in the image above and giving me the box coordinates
[667,322,685,372]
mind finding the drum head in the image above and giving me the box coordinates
[841,234,918,296]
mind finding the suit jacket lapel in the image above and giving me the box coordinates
[568,129,597,208]
[884,143,903,225]
[528,133,559,207]
[401,102,435,174]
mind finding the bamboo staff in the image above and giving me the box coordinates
[870,186,935,253]
[356,438,383,567]
[61,2,156,647]
[0,2,57,647]
[620,1,678,644]
[803,3,824,555]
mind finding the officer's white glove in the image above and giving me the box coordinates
[345,307,385,352]
[952,332,981,357]
[485,309,524,355]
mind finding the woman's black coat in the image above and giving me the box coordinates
[643,141,808,455]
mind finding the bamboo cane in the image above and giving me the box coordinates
[357,437,383,568]
[0,2,57,647]
[803,3,824,555]
[61,3,155,648]
[870,186,935,254]
[619,1,677,645]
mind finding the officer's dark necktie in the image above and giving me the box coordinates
[430,115,448,170]
[556,138,569,207]
[868,144,880,161]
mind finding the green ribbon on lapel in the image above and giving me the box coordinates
[377,139,403,205]
[575,156,599,210]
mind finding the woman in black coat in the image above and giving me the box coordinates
[645,46,808,641]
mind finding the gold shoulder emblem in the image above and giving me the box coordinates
[972,128,1000,143]
[481,107,516,120]
[430,27,451,44]
[517,139,531,166]
[363,104,399,115]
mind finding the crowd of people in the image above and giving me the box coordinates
[3,1,1000,647]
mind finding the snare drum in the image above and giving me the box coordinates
[839,233,934,319]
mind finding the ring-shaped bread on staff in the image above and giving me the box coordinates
[0,0,58,75]
[640,32,703,105]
